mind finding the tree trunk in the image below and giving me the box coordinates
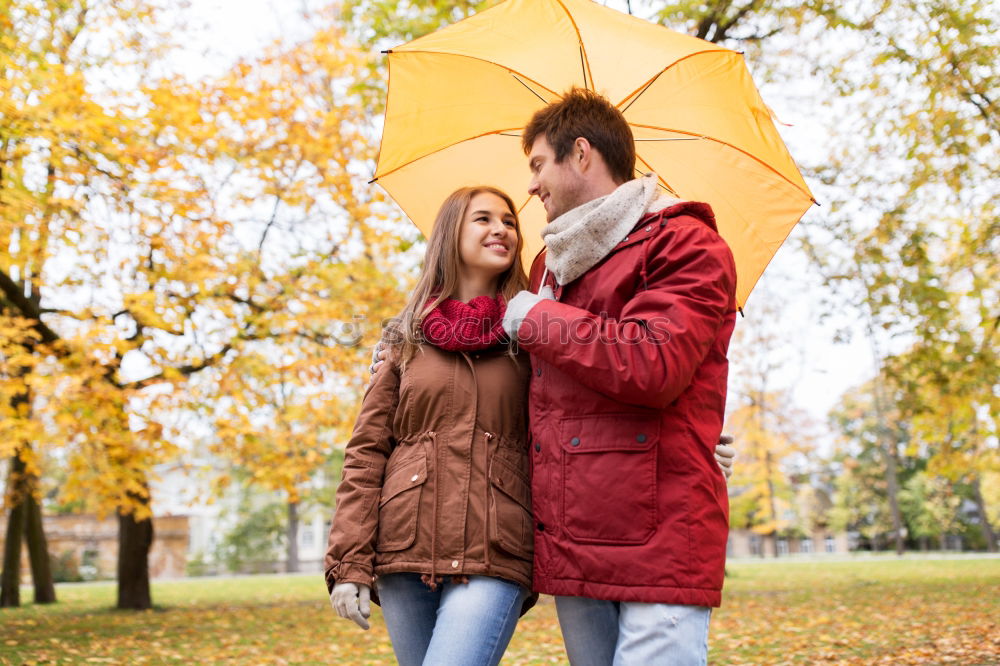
[286,500,299,573]
[865,316,905,556]
[24,491,55,603]
[970,476,997,553]
[117,503,154,610]
[883,445,905,555]
[1,455,26,608]
[764,449,780,558]
[3,387,56,603]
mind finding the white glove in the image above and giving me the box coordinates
[715,435,735,480]
[502,286,555,339]
[330,582,371,630]
[369,339,387,376]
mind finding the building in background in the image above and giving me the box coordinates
[0,514,189,583]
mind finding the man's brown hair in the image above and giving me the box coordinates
[522,88,636,184]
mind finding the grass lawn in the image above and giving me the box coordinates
[1,557,997,664]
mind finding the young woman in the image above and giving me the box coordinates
[324,186,535,666]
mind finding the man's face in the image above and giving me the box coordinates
[527,135,587,222]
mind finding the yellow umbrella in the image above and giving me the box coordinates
[372,0,816,308]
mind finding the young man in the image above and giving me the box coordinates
[500,88,737,665]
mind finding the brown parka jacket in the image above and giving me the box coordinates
[324,343,534,604]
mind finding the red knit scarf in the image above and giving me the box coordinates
[421,295,508,352]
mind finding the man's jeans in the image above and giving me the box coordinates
[555,595,711,665]
[377,573,528,666]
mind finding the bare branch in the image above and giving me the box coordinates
[0,270,59,344]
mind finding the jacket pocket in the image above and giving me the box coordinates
[376,451,427,552]
[560,414,659,545]
[489,454,534,561]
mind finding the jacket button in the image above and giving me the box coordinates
[497,477,504,487]
[645,225,653,232]
[636,434,647,443]
[535,367,542,376]
[536,522,545,532]
[534,443,541,452]
[570,437,580,446]
[451,560,459,568]
[410,474,419,482]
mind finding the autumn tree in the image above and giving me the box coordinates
[794,0,999,551]
[889,339,999,550]
[158,8,412,572]
[0,0,245,609]
[0,315,54,606]
[2,0,408,609]
[898,471,963,551]
[201,350,355,573]
[725,287,814,555]
[828,377,916,551]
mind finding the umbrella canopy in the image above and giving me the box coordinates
[373,0,815,307]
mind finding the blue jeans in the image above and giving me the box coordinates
[555,596,711,665]
[377,573,528,666]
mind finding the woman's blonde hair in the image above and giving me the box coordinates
[388,186,528,363]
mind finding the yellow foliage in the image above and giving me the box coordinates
[1,1,412,524]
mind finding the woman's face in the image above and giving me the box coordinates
[457,192,518,282]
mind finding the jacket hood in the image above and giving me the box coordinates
[649,198,718,233]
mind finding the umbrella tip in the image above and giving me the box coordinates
[368,177,378,184]
[381,49,393,54]
[738,307,745,318]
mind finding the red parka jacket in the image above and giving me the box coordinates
[518,202,736,607]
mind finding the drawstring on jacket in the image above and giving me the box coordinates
[424,430,439,590]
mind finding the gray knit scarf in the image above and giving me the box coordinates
[500,173,683,338]
[541,173,680,285]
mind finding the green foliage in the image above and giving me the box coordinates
[214,496,285,574]
[342,0,500,46]
[778,0,1000,550]
[184,551,212,578]
[48,550,82,584]
[651,0,806,44]
[898,471,963,546]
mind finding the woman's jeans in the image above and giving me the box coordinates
[555,595,711,666]
[377,573,528,666]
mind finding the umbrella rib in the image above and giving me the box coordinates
[630,123,817,204]
[387,50,561,99]
[620,75,658,115]
[372,128,526,181]
[553,0,594,90]
[634,154,679,197]
[510,73,548,104]
[616,49,738,112]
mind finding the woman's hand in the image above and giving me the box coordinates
[330,582,372,630]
